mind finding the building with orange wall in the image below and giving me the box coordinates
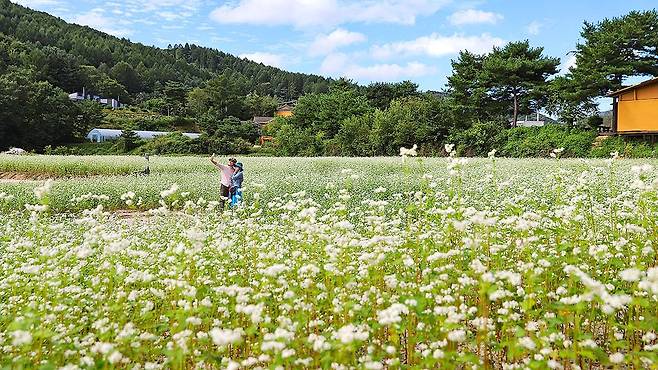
[275,102,295,117]
[608,77,658,133]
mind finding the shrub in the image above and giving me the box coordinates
[498,125,597,157]
[135,133,202,155]
[448,120,507,157]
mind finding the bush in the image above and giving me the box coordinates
[591,136,658,158]
[498,125,597,157]
[448,120,507,156]
[136,133,203,155]
[44,142,118,155]
[204,136,253,155]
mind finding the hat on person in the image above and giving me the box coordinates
[234,162,244,170]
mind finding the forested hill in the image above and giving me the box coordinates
[0,0,330,101]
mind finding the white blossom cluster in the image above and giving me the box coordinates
[0,154,658,368]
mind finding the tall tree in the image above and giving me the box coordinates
[290,89,372,139]
[163,81,189,116]
[31,46,81,93]
[111,61,141,94]
[187,74,249,120]
[448,42,559,127]
[0,69,79,150]
[545,76,598,125]
[245,93,278,117]
[364,81,419,110]
[447,51,493,121]
[482,41,559,127]
[570,10,658,98]
[79,65,131,103]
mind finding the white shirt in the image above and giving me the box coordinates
[217,163,234,187]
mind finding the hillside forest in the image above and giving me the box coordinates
[1,0,658,157]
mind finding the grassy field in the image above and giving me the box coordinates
[0,153,649,212]
[1,153,657,368]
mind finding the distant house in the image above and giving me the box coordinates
[275,101,296,117]
[253,116,275,126]
[69,91,123,109]
[513,112,559,127]
[86,128,200,143]
[98,98,121,110]
[68,92,86,102]
[253,117,275,145]
[607,77,658,134]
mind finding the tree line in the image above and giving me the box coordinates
[1,0,657,156]
[269,10,658,156]
[0,0,329,150]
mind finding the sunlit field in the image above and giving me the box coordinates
[1,152,657,369]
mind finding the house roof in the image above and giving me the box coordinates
[253,116,274,125]
[607,77,658,97]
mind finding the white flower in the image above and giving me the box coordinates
[399,144,418,157]
[12,330,32,346]
[333,324,369,344]
[547,359,563,369]
[444,143,455,154]
[488,149,497,158]
[377,303,409,325]
[609,352,624,364]
[209,328,244,347]
[107,351,123,364]
[33,179,53,200]
[263,264,288,277]
[620,268,642,282]
[519,336,536,350]
[447,329,466,342]
[160,183,179,198]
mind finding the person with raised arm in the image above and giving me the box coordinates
[209,154,236,209]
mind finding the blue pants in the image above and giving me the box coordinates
[230,188,242,207]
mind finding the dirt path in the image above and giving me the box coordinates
[0,172,56,181]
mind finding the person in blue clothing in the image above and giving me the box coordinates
[230,162,244,207]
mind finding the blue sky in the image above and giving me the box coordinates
[12,0,657,93]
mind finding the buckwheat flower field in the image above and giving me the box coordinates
[1,152,657,369]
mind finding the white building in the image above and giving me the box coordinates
[98,98,121,109]
[86,128,201,143]
[69,92,123,109]
[513,112,559,127]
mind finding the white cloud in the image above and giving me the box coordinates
[526,21,542,35]
[309,28,366,56]
[320,52,435,82]
[12,0,60,7]
[210,0,449,28]
[125,0,201,12]
[239,52,286,68]
[158,11,184,21]
[371,33,505,59]
[558,54,577,75]
[72,10,132,37]
[448,9,503,25]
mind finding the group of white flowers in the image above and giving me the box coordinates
[1,152,658,368]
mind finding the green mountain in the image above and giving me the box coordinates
[0,0,330,101]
